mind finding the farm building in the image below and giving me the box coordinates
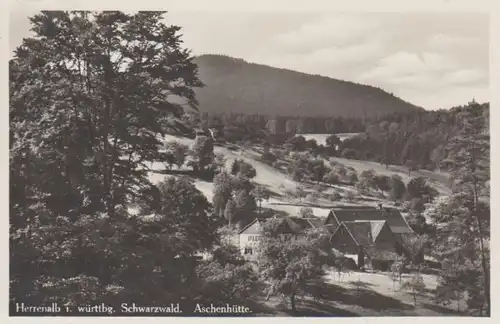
[329,220,400,270]
[237,216,322,261]
[324,205,413,235]
[236,206,413,269]
[326,206,413,269]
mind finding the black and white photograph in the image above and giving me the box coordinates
[7,0,492,318]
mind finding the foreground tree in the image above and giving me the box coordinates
[425,194,490,315]
[433,100,490,315]
[257,219,334,312]
[10,11,211,308]
[10,11,203,219]
[196,238,259,302]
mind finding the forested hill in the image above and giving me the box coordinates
[192,54,423,118]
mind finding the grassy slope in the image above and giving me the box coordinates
[329,156,452,196]
[145,134,452,219]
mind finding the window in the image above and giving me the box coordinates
[244,247,253,255]
[249,235,260,242]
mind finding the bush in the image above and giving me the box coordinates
[344,191,357,201]
[231,159,257,179]
[260,151,277,165]
[306,192,320,203]
[299,207,315,218]
[341,148,358,159]
[330,191,342,201]
[346,170,358,184]
[323,171,340,184]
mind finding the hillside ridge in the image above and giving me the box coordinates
[193,54,424,118]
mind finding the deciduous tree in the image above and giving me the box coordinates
[10,11,206,307]
[257,219,334,312]
[401,273,426,305]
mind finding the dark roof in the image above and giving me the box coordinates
[238,218,266,234]
[324,224,337,234]
[281,217,320,234]
[239,216,323,235]
[330,207,412,234]
[342,221,387,246]
[307,218,325,229]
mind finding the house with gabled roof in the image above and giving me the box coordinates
[325,206,413,235]
[326,205,412,269]
[329,220,400,269]
[236,205,412,267]
[237,216,322,260]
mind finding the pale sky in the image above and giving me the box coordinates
[9,5,490,110]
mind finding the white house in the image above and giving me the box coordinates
[237,217,324,260]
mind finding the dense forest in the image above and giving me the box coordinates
[188,101,489,173]
[339,101,490,170]
[192,54,423,118]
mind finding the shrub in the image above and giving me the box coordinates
[330,191,342,201]
[299,207,314,218]
[323,171,340,184]
[344,191,357,201]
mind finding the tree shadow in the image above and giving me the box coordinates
[347,280,376,289]
[152,169,195,176]
[305,282,415,312]
[259,208,290,218]
[241,298,280,316]
[421,302,465,316]
[279,300,359,317]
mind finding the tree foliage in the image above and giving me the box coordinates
[389,175,406,201]
[165,141,188,169]
[9,11,232,310]
[212,170,234,218]
[401,273,426,305]
[189,136,215,173]
[425,100,490,315]
[231,159,257,179]
[257,219,335,312]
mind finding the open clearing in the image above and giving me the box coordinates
[296,133,360,145]
[144,134,453,219]
[329,156,452,195]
